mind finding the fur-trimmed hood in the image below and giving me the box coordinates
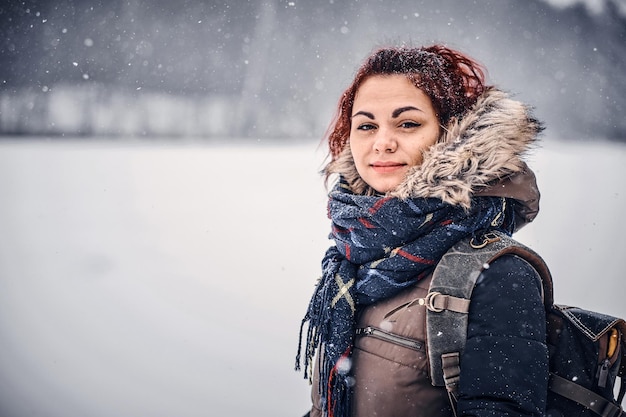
[328,88,543,229]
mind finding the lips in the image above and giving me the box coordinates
[370,161,406,173]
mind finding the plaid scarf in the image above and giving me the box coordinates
[296,180,513,417]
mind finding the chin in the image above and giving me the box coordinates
[370,181,401,194]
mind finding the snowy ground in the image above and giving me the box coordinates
[0,137,624,417]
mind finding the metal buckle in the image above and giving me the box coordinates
[419,291,444,312]
[469,232,501,249]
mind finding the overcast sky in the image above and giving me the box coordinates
[541,0,626,14]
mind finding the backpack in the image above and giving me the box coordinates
[427,230,626,417]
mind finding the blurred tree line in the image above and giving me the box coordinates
[0,0,625,140]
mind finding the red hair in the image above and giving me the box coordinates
[326,45,487,160]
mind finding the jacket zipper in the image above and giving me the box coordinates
[355,326,424,351]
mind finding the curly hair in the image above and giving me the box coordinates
[325,45,487,162]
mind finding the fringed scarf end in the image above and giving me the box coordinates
[325,347,353,417]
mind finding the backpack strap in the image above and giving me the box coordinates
[548,373,626,417]
[426,231,553,395]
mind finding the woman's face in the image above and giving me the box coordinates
[349,75,440,193]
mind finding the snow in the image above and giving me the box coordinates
[0,137,624,416]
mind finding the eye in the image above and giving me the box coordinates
[356,123,377,131]
[399,121,422,129]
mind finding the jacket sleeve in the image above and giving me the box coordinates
[456,254,548,417]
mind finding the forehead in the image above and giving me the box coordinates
[354,75,431,107]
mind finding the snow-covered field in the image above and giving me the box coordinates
[0,137,624,417]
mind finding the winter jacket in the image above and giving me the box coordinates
[309,88,548,416]
[309,253,548,417]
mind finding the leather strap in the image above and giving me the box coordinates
[441,352,461,392]
[548,373,625,417]
[426,292,471,314]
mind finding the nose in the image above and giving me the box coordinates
[373,129,397,153]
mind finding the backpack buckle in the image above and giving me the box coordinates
[470,232,501,249]
[422,291,444,312]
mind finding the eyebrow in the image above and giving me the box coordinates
[351,106,422,119]
[392,106,422,118]
[352,110,375,119]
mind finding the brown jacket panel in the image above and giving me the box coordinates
[310,274,453,417]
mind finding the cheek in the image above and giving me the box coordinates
[421,128,441,154]
[349,139,365,164]
[409,134,438,166]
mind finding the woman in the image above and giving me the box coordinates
[296,45,548,417]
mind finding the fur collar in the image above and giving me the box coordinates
[327,87,543,214]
